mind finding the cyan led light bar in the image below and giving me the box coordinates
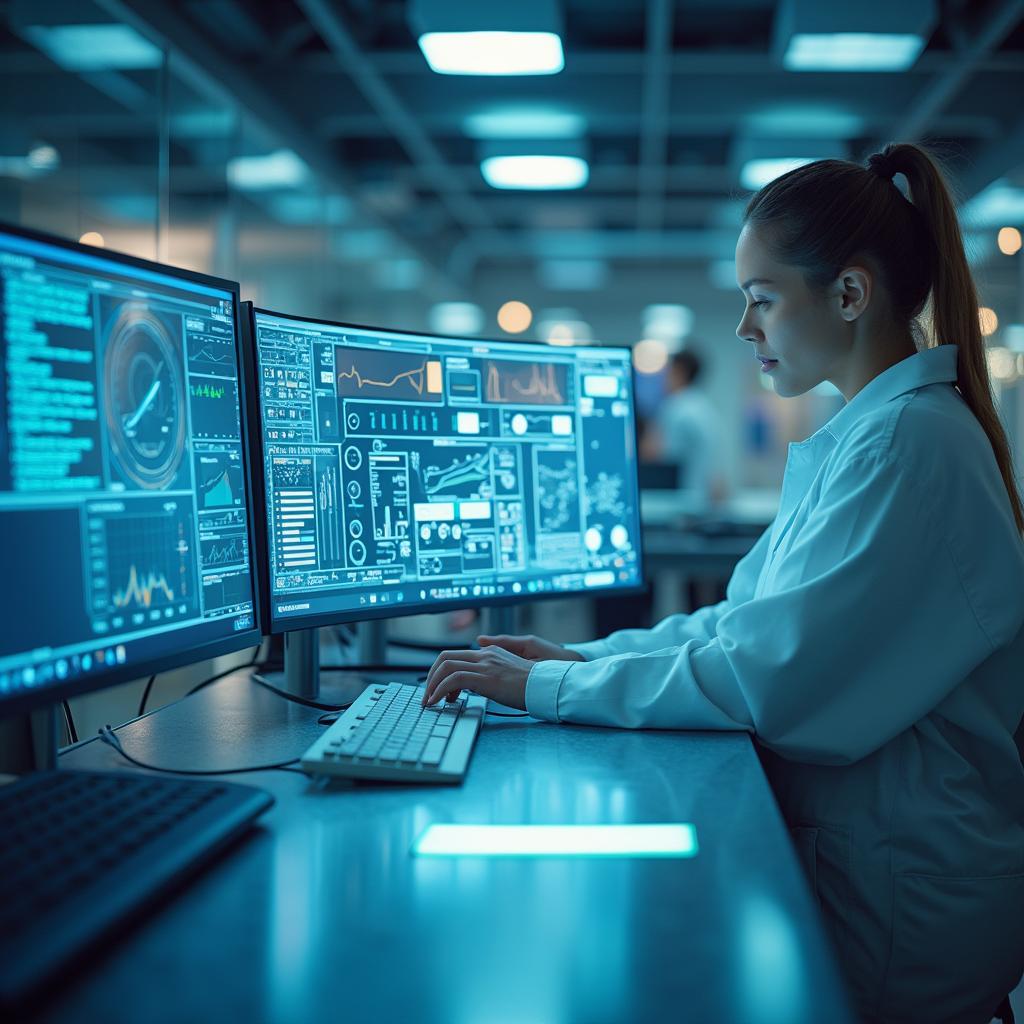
[412,823,698,858]
[783,32,925,71]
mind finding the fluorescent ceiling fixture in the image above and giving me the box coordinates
[740,157,821,191]
[464,108,585,139]
[418,31,563,75]
[227,149,309,191]
[745,106,864,138]
[24,24,163,71]
[412,824,698,857]
[784,33,925,71]
[482,155,588,190]
[961,180,1024,229]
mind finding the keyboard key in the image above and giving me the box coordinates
[421,738,447,765]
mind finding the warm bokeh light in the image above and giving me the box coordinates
[632,338,669,375]
[997,226,1022,256]
[979,306,999,336]
[79,231,105,247]
[497,300,532,334]
[546,323,575,346]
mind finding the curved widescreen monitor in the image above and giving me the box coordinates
[0,224,260,716]
[247,307,644,633]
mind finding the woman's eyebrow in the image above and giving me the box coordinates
[740,277,775,290]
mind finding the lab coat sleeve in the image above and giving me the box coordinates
[565,524,773,661]
[527,452,1016,765]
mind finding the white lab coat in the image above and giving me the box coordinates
[527,344,1024,1023]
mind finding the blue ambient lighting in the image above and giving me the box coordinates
[418,31,564,75]
[412,824,698,858]
[481,155,589,190]
[783,33,925,71]
[24,24,163,71]
[740,157,821,190]
[464,108,585,139]
[226,150,310,191]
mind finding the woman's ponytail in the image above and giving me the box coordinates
[879,143,1024,534]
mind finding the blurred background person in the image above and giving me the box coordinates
[640,349,726,509]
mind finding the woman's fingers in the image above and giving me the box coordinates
[423,655,482,705]
[428,669,486,707]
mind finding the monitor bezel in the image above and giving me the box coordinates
[0,221,263,719]
[244,303,647,636]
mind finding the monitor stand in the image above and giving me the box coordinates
[258,620,392,706]
[0,705,59,774]
[483,604,521,637]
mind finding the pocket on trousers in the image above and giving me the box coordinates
[882,872,1024,1024]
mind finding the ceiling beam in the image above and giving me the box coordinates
[889,0,1024,143]
[294,0,495,235]
[637,0,673,230]
[292,50,1024,76]
[92,0,467,297]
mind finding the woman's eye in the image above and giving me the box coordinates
[749,300,769,310]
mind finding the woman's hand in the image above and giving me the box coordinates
[422,634,584,709]
[477,633,585,663]
[422,644,534,710]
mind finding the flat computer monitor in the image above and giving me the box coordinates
[0,224,261,718]
[246,307,644,634]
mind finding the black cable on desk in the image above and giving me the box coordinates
[97,725,304,776]
[62,701,78,743]
[137,673,157,717]
[185,646,264,698]
[485,710,530,718]
[249,673,351,712]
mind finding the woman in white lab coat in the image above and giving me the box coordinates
[423,143,1024,1024]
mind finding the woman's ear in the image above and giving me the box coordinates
[831,266,872,322]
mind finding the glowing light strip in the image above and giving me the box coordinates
[412,824,698,858]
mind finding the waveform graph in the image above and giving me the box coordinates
[101,299,189,491]
[200,530,249,569]
[419,446,492,498]
[189,376,242,441]
[335,345,443,403]
[87,499,198,628]
[483,358,570,406]
[187,329,236,377]
[195,447,244,509]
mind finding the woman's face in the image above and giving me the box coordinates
[734,223,849,398]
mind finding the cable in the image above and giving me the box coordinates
[137,673,157,717]
[486,710,530,718]
[62,701,78,744]
[184,646,264,698]
[249,673,351,712]
[98,725,305,776]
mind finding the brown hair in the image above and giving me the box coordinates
[744,143,1023,534]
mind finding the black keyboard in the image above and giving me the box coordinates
[0,769,273,1010]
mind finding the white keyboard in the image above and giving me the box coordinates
[300,682,487,783]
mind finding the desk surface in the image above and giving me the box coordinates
[49,670,853,1024]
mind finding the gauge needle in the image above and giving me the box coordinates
[124,361,164,431]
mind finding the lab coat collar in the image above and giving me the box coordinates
[823,344,959,444]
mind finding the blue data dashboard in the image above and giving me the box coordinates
[251,311,643,627]
[0,228,257,701]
